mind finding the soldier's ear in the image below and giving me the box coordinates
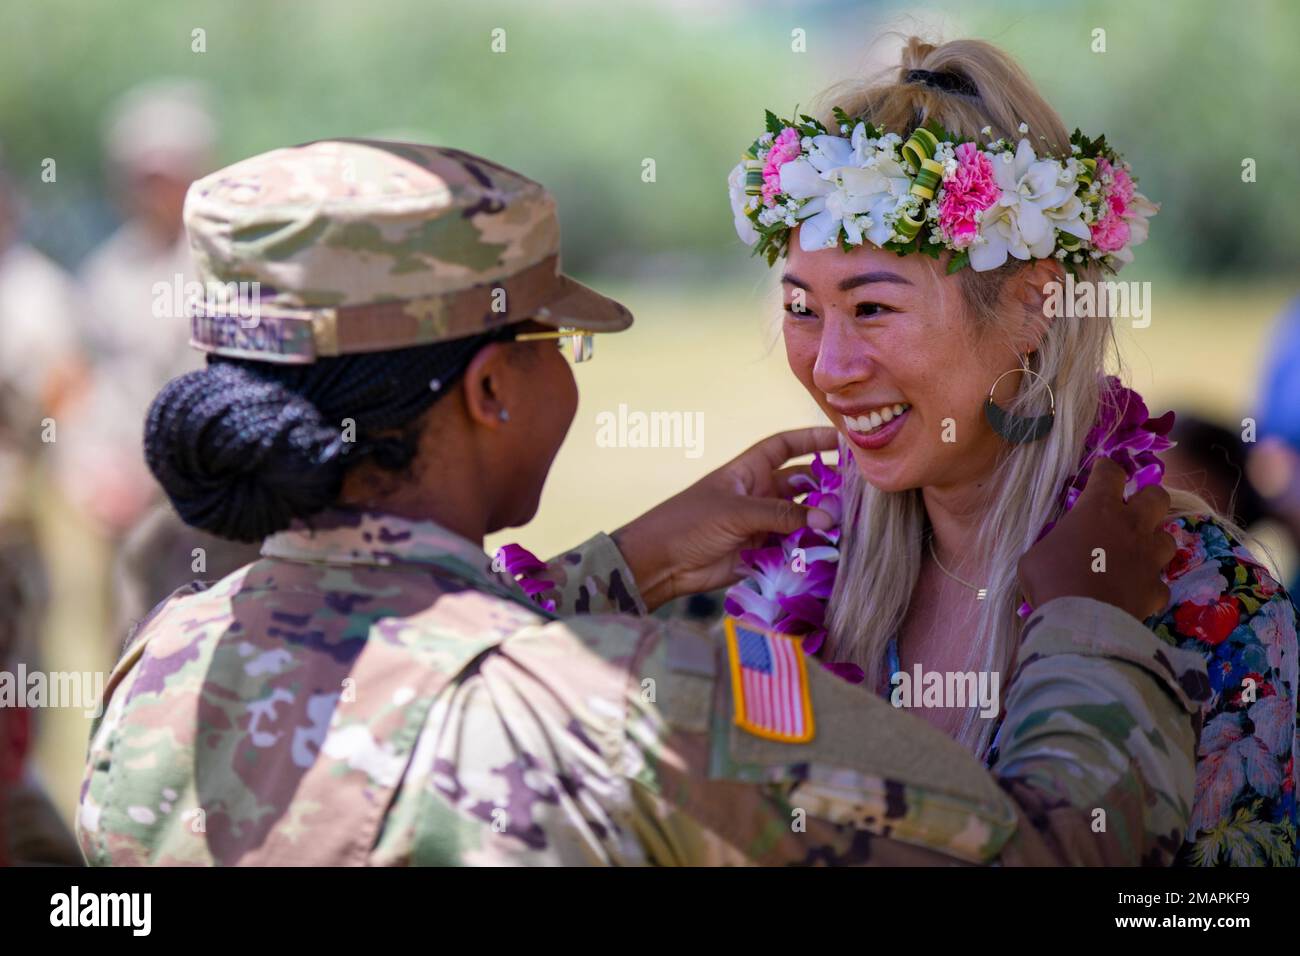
[460,343,512,429]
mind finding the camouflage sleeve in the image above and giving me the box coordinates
[409,612,1014,865]
[990,596,1209,865]
[614,596,1206,866]
[537,532,646,617]
[615,616,1017,865]
[395,595,1204,866]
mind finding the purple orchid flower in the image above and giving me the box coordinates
[496,543,557,613]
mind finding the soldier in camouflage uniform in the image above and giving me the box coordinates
[76,140,1205,866]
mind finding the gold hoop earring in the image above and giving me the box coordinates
[985,364,1055,444]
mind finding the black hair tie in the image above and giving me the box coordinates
[904,69,978,97]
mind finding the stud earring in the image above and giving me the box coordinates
[498,408,510,422]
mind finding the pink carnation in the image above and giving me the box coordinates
[1090,158,1136,252]
[1090,209,1130,253]
[1097,157,1135,216]
[937,142,1001,249]
[761,127,802,207]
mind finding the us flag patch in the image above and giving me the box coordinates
[723,617,815,743]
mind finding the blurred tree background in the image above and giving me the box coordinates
[2,0,1296,280]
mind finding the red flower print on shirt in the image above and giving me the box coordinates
[1174,595,1240,646]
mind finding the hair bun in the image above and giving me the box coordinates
[144,363,347,542]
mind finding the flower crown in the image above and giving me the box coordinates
[728,108,1157,274]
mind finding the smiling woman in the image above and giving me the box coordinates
[727,35,1300,866]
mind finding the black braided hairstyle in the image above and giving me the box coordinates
[144,332,498,543]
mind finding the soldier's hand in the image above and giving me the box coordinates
[1017,458,1176,621]
[613,427,838,611]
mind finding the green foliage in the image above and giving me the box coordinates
[0,0,1294,280]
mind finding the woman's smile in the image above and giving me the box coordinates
[840,402,912,450]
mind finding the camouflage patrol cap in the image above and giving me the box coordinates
[183,139,633,364]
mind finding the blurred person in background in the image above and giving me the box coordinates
[1248,295,1300,595]
[0,146,86,866]
[0,145,80,619]
[1162,413,1265,530]
[57,79,260,639]
[0,606,83,867]
[64,79,215,532]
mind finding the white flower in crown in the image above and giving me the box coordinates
[727,163,760,245]
[970,139,1091,271]
[779,127,912,251]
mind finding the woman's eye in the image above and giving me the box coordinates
[855,302,890,318]
[784,305,819,320]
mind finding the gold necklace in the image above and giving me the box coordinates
[927,537,989,600]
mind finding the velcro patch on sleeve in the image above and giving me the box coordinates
[724,617,814,743]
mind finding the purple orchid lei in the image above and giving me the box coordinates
[501,377,1174,686]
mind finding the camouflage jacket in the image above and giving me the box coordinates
[77,508,1208,866]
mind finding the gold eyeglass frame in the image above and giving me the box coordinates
[511,326,598,363]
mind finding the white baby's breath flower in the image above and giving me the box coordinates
[981,125,992,136]
[1072,253,1083,263]
[1018,122,1029,134]
[1070,143,1082,155]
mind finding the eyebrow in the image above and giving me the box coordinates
[781,271,913,292]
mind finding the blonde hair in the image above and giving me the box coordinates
[814,37,1220,757]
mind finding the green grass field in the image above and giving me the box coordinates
[32,278,1298,831]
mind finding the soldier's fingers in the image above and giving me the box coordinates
[1149,581,1172,618]
[772,464,815,496]
[1152,528,1177,569]
[1127,484,1172,531]
[733,497,832,537]
[1077,457,1127,507]
[741,427,839,469]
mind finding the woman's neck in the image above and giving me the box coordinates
[921,477,996,579]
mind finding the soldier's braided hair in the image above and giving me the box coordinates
[143,334,498,543]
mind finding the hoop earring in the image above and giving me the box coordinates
[985,364,1055,444]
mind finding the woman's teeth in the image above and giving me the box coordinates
[844,403,910,435]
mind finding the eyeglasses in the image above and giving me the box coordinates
[509,326,596,363]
